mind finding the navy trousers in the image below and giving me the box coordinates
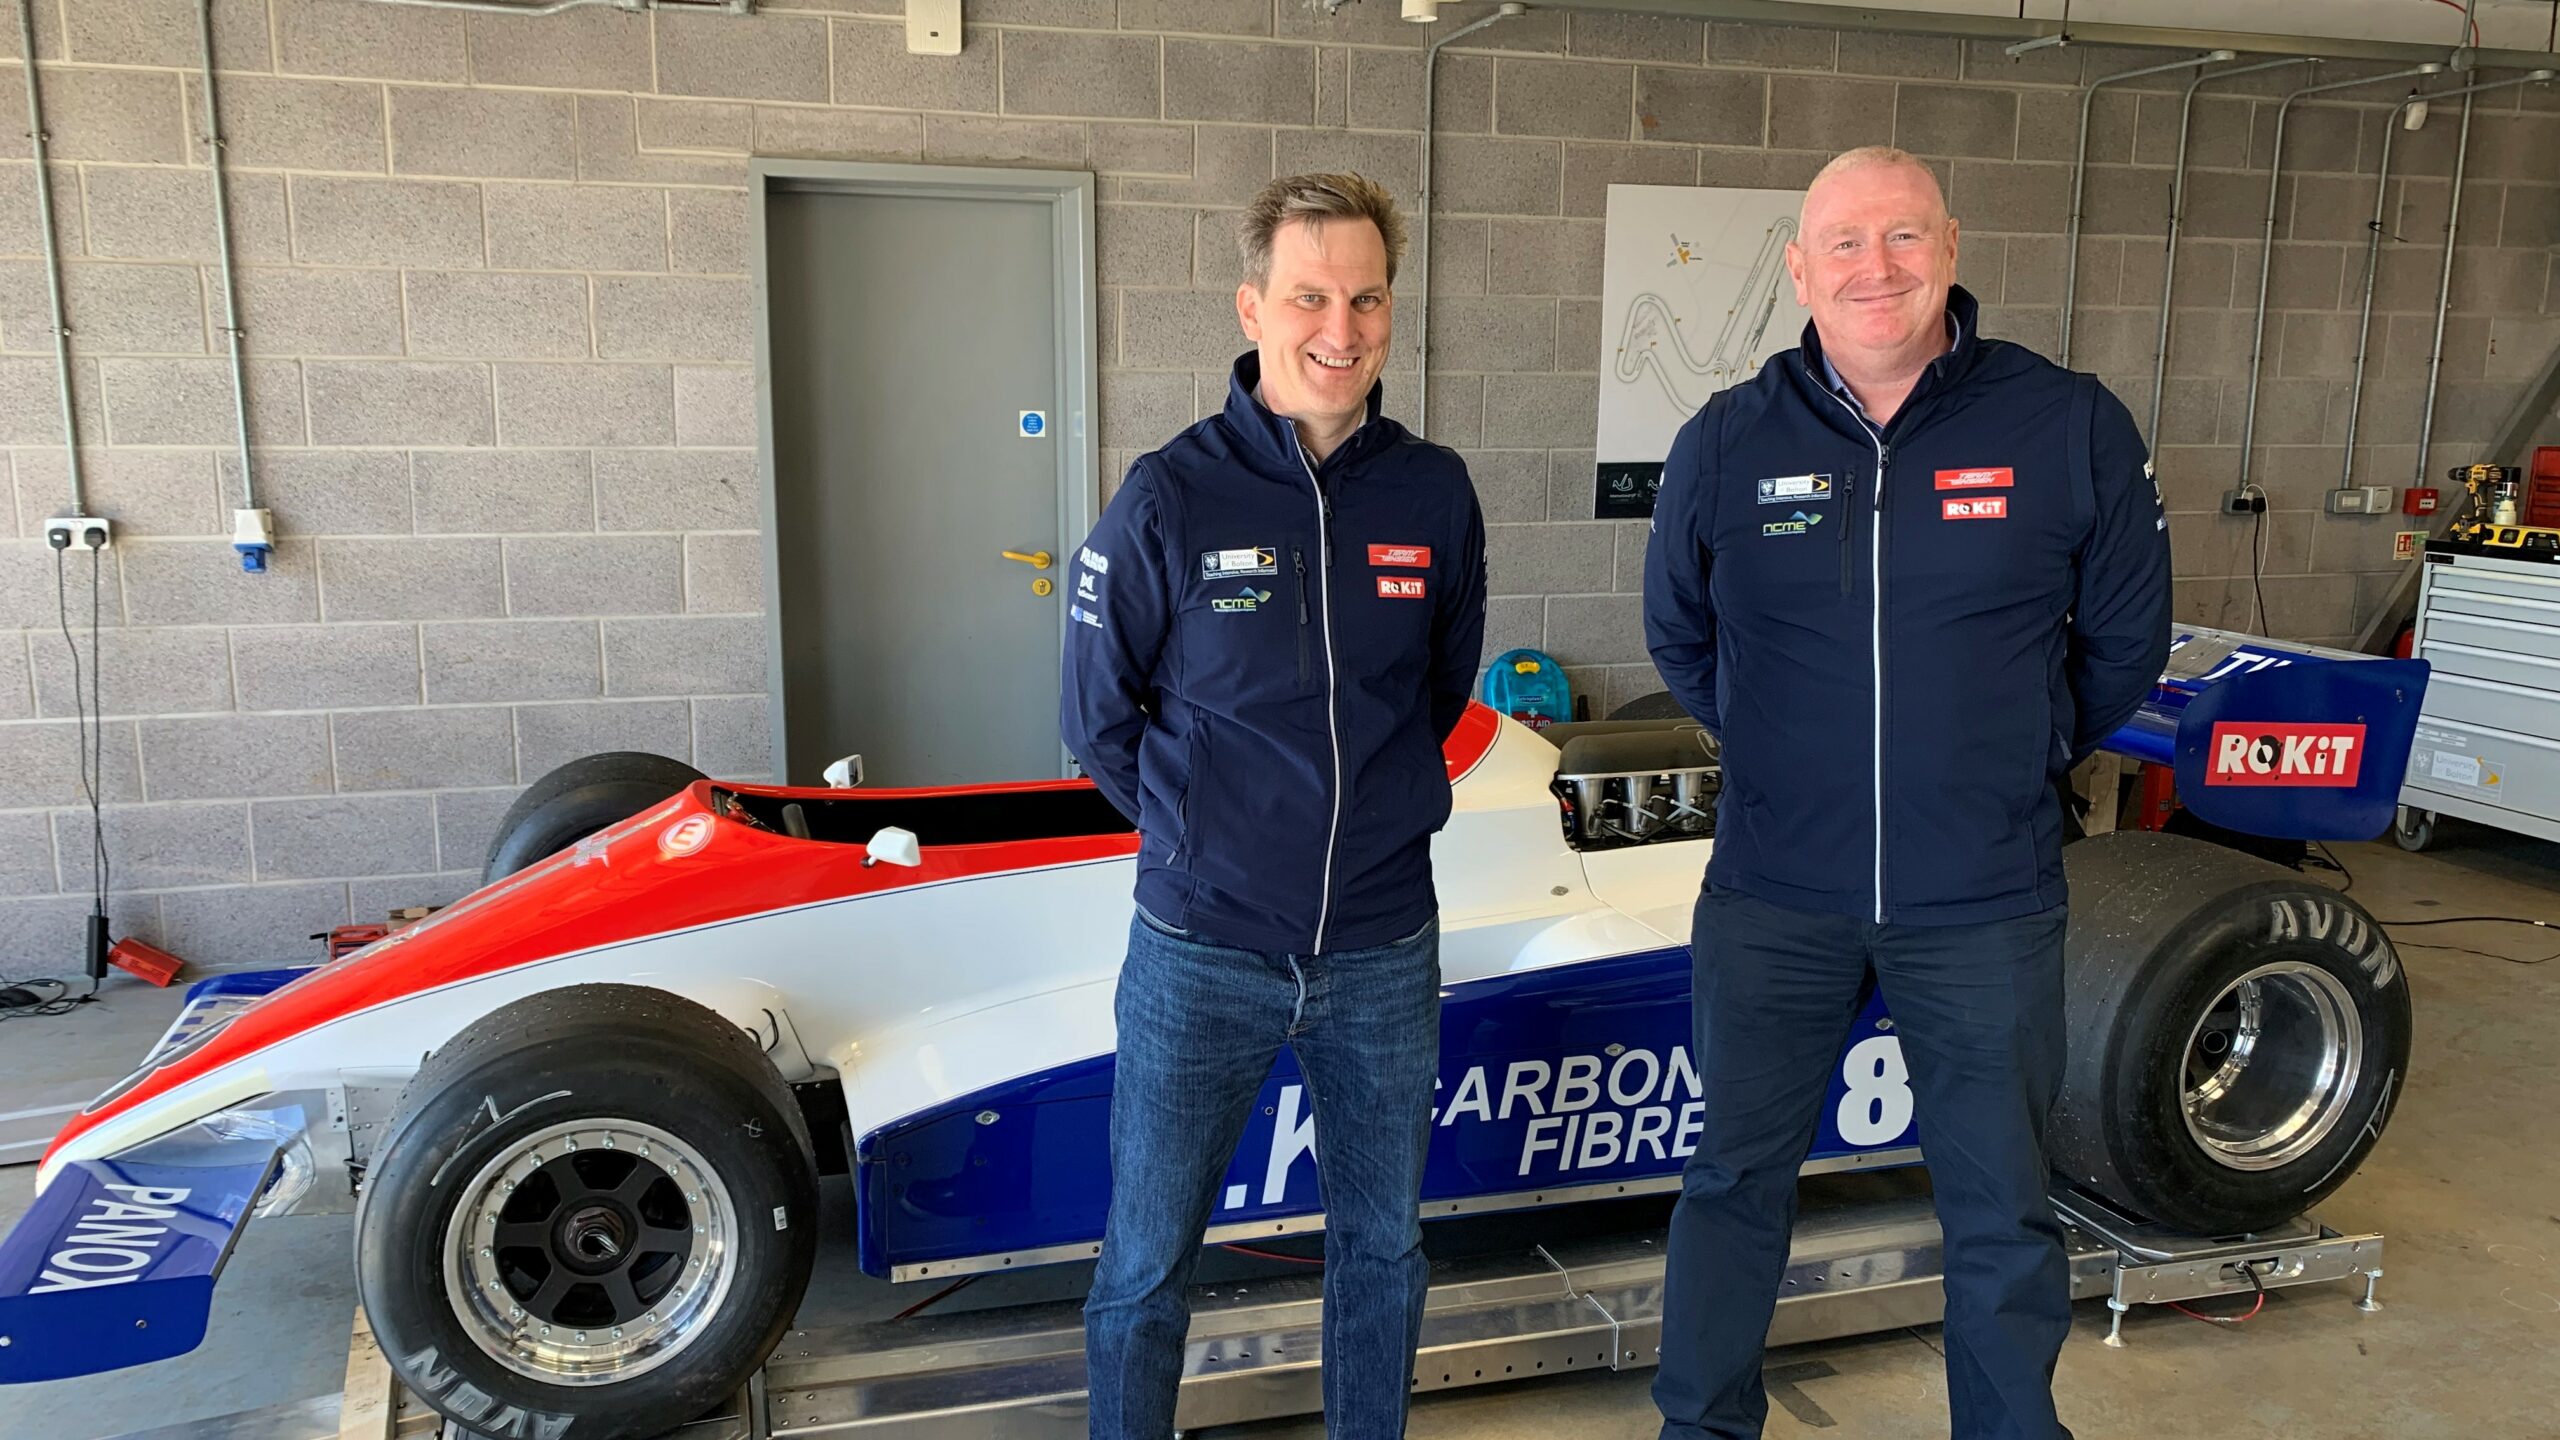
[1653,886,2076,1440]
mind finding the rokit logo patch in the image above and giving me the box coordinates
[1942,496,2007,520]
[1377,576,1427,599]
[2207,722,2367,787]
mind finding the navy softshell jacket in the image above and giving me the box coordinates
[1644,286,2172,925]
[1062,354,1489,954]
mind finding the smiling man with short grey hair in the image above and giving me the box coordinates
[1643,145,2170,1440]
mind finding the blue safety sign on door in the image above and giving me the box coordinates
[1019,411,1047,438]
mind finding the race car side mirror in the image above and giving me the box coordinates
[864,827,922,868]
[824,754,865,788]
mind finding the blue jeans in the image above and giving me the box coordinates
[1654,886,2075,1440]
[1083,908,1440,1440]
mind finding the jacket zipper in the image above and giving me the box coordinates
[1288,425,1344,956]
[1811,367,1890,924]
[1837,472,1857,596]
[1292,547,1312,685]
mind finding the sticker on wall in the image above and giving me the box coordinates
[2394,531,2427,561]
[1019,411,1047,438]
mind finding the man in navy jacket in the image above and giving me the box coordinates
[1062,173,1487,1440]
[1644,147,2169,1439]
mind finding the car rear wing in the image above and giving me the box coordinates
[2097,624,2431,842]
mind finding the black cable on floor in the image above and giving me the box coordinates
[0,977,91,1019]
[2302,842,2552,963]
[2396,940,2556,967]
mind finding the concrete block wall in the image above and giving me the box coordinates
[0,0,2553,965]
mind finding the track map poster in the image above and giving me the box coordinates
[1594,184,1809,519]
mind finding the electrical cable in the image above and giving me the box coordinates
[890,1273,977,1321]
[2397,939,2556,965]
[2170,1259,2267,1325]
[0,977,90,1019]
[2245,484,2271,635]
[2299,845,2550,962]
[2424,0,2482,46]
[54,543,107,997]
[89,543,107,917]
[1220,1243,1326,1267]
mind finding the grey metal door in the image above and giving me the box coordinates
[763,177,1086,786]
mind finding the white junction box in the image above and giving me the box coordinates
[2400,547,2560,844]
[2325,486,2396,514]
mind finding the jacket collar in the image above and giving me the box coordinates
[1793,284,1984,429]
[1223,351,1393,474]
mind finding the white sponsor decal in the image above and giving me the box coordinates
[2268,897,2399,989]
[27,1184,188,1294]
[1078,546,1110,574]
[1200,547,1278,579]
[1224,1040,1915,1204]
[1755,473,1833,504]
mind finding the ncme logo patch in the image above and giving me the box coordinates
[2207,722,2367,787]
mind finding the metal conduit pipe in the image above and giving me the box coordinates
[12,0,85,515]
[2057,48,2232,371]
[1414,2,1525,439]
[2234,61,2444,494]
[2337,86,2412,492]
[356,0,696,15]
[195,0,256,513]
[2144,56,2314,449]
[2412,66,2557,486]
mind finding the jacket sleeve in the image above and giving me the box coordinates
[1430,479,1490,743]
[1642,409,1721,735]
[1059,463,1171,825]
[2066,387,2173,765]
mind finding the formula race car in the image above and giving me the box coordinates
[0,626,2428,1440]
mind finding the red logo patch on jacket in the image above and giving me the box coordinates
[1369,544,1431,568]
[1935,467,2014,490]
[1942,496,2007,520]
[2207,723,2366,787]
[1377,576,1427,599]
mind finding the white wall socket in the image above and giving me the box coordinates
[44,516,111,550]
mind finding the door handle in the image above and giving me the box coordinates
[1001,549,1054,570]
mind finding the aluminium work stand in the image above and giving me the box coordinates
[254,1179,2380,1440]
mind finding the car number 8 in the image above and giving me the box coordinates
[1836,1035,1913,1146]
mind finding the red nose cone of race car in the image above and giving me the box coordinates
[40,783,1119,1169]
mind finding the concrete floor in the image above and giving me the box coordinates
[2,823,2554,1439]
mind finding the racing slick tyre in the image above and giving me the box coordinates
[356,985,819,1440]
[2049,831,2411,1237]
[484,752,706,882]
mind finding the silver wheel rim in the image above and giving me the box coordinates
[442,1119,738,1386]
[2180,962,2364,1172]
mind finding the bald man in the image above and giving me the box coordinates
[1642,147,2169,1439]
